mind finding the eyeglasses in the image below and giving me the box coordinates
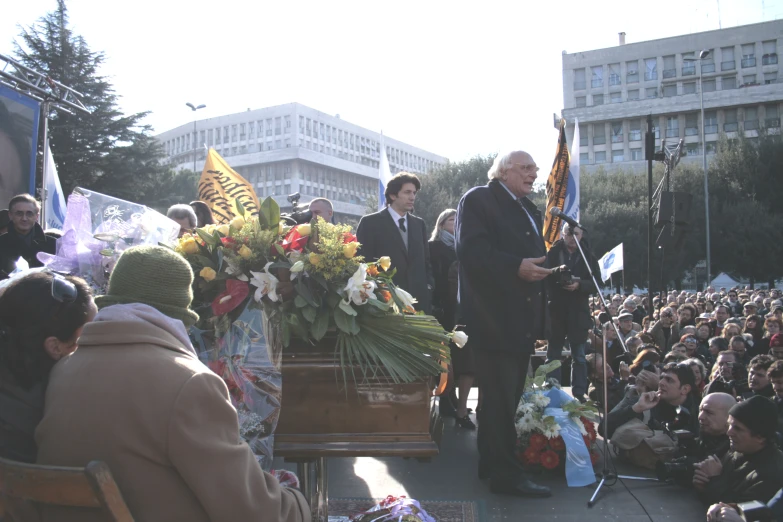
[51,274,77,303]
[512,163,540,174]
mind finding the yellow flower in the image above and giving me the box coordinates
[309,253,321,266]
[181,237,199,255]
[200,267,217,282]
[379,256,391,271]
[278,221,286,234]
[238,245,253,259]
[297,224,312,236]
[203,224,217,234]
[343,242,359,258]
[231,215,246,230]
[217,224,230,236]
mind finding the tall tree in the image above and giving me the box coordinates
[13,0,170,203]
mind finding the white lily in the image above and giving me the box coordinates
[249,262,279,302]
[289,260,305,280]
[393,287,418,312]
[451,330,468,348]
[343,264,377,306]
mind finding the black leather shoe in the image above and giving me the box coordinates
[490,478,552,498]
[456,415,476,430]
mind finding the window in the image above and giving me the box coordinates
[682,53,696,75]
[741,43,756,67]
[631,148,643,161]
[591,66,603,88]
[595,151,607,163]
[663,84,677,97]
[609,63,621,85]
[223,127,229,143]
[765,104,779,127]
[208,129,213,146]
[663,55,676,78]
[574,95,586,108]
[721,46,735,70]
[686,142,701,156]
[724,109,738,132]
[722,76,737,90]
[231,125,237,139]
[765,72,777,84]
[239,123,245,140]
[703,79,716,92]
[580,152,589,163]
[646,87,658,98]
[705,111,718,134]
[593,125,606,145]
[593,94,604,105]
[580,134,588,146]
[611,121,623,142]
[627,60,639,83]
[574,69,586,90]
[629,120,642,141]
[666,116,680,138]
[610,91,622,103]
[612,150,624,162]
[645,58,657,80]
[685,113,699,135]
[268,119,275,136]
[744,107,759,130]
[762,40,778,65]
[701,50,715,73]
[683,81,697,94]
[743,74,757,85]
[628,89,640,100]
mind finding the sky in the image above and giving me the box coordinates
[3,0,782,169]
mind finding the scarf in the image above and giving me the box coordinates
[93,303,197,356]
[438,229,456,250]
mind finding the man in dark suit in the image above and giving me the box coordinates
[356,172,433,313]
[456,150,553,498]
[0,194,56,279]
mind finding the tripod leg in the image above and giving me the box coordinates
[587,476,606,508]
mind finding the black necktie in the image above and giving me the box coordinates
[398,217,406,232]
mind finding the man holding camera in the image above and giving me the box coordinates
[545,224,601,402]
[695,396,783,507]
[705,351,749,398]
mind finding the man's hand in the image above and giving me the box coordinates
[563,281,579,292]
[517,257,552,282]
[619,361,631,381]
[632,391,660,413]
[706,503,742,522]
[696,455,723,478]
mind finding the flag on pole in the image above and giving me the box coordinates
[542,118,570,249]
[378,133,392,212]
[197,148,261,224]
[43,141,67,230]
[563,118,580,223]
[599,243,624,282]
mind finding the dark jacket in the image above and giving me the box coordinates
[429,239,457,330]
[0,223,57,279]
[701,443,783,505]
[546,238,601,344]
[455,180,547,353]
[648,320,680,354]
[603,391,701,440]
[357,209,433,314]
[0,365,45,463]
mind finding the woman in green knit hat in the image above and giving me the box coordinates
[35,245,310,522]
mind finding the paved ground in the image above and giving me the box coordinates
[277,388,707,521]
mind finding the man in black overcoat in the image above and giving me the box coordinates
[0,194,56,279]
[357,172,433,313]
[456,150,553,498]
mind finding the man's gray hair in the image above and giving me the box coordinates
[167,204,197,228]
[487,151,518,181]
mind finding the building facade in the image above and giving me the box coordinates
[155,103,448,220]
[561,20,783,173]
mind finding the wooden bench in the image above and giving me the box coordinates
[0,457,133,521]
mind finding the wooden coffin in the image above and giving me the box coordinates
[274,337,443,459]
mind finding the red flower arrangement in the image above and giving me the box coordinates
[280,226,309,253]
[540,450,560,470]
[517,417,600,473]
[529,433,548,451]
[206,354,261,405]
[522,446,541,465]
[211,279,250,316]
[549,436,566,452]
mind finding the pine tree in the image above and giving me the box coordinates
[12,0,171,203]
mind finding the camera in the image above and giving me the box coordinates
[281,193,313,225]
[655,455,697,481]
[550,265,574,287]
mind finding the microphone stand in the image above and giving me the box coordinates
[568,232,652,507]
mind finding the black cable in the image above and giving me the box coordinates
[619,476,654,522]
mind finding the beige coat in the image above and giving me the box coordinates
[35,319,309,522]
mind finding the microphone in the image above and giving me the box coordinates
[550,207,586,231]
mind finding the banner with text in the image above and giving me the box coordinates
[198,148,261,224]
[542,118,570,249]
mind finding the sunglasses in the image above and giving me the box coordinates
[51,273,77,303]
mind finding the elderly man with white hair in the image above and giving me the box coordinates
[167,204,198,238]
[456,150,552,498]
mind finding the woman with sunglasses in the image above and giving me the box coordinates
[0,271,95,462]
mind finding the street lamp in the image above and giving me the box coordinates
[186,102,206,174]
[698,49,711,289]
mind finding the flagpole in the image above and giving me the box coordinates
[39,100,51,227]
[621,244,625,294]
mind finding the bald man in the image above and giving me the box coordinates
[696,393,736,459]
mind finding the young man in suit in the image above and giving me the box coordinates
[456,150,553,498]
[356,172,433,314]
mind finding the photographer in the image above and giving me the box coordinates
[545,224,601,403]
[694,396,783,507]
[705,351,749,398]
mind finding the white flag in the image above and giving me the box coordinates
[599,243,624,282]
[44,142,67,230]
[377,133,392,212]
[563,118,580,223]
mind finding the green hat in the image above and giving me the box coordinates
[95,245,199,327]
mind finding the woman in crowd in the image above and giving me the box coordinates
[757,317,782,357]
[684,357,707,395]
[0,271,95,462]
[743,314,765,356]
[629,348,660,377]
[429,209,474,428]
[696,322,713,355]
[722,323,742,339]
[190,200,215,227]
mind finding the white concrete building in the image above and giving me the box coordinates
[561,20,783,173]
[155,103,448,220]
